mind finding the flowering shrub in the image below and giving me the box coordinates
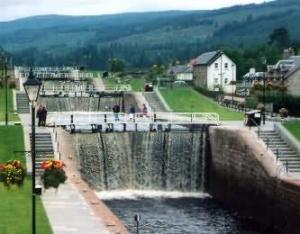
[0,160,26,187]
[41,160,67,189]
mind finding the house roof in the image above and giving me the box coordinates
[193,51,222,66]
[168,65,192,74]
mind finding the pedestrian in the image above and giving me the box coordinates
[129,105,136,121]
[41,105,48,126]
[112,104,120,121]
[142,104,148,117]
[36,105,43,127]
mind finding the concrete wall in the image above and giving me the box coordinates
[208,126,300,233]
[287,69,300,96]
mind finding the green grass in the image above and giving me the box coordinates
[283,122,300,142]
[0,126,52,234]
[103,77,144,91]
[160,87,243,121]
[0,88,19,122]
[85,70,100,79]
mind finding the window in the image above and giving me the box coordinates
[225,63,228,69]
[214,63,218,69]
[214,78,218,83]
[224,78,228,84]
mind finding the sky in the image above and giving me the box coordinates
[1,0,268,21]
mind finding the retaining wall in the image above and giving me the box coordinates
[208,126,300,233]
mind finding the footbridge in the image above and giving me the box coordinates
[46,112,220,133]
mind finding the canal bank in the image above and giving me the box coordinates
[209,126,300,233]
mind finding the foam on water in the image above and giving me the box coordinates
[96,190,211,200]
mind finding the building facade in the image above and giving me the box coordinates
[192,51,236,94]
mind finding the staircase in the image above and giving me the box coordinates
[260,130,300,173]
[16,92,30,114]
[30,132,54,175]
[144,92,168,112]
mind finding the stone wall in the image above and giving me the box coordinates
[208,126,300,233]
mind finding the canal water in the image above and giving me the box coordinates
[99,191,262,234]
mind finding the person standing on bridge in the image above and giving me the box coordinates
[129,105,136,121]
[113,104,120,122]
[142,104,148,118]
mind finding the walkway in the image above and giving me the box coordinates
[19,113,115,234]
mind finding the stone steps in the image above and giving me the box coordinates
[16,92,30,114]
[260,130,300,173]
[30,132,54,176]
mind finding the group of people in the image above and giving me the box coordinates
[36,105,48,127]
[112,103,148,122]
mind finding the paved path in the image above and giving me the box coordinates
[93,76,105,91]
[42,184,110,234]
[19,113,113,234]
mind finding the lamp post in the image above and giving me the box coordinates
[23,68,41,234]
[0,52,9,126]
[262,57,267,125]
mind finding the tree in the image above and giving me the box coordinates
[107,58,125,73]
[268,27,290,49]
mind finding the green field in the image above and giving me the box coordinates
[0,88,19,122]
[103,77,144,91]
[283,122,300,142]
[85,70,100,79]
[160,88,243,121]
[0,126,52,234]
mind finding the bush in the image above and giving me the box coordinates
[279,108,288,118]
[9,80,16,89]
[245,96,258,109]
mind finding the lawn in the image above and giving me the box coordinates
[160,87,243,121]
[103,77,144,91]
[0,126,52,234]
[283,122,300,142]
[85,70,100,79]
[0,88,19,122]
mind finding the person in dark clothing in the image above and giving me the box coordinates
[41,105,48,126]
[129,105,136,121]
[36,105,43,127]
[112,104,120,121]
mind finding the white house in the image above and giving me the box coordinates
[167,65,193,81]
[192,51,236,94]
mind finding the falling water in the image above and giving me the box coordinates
[74,129,207,191]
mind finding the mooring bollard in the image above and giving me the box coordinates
[134,214,141,234]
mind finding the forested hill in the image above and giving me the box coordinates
[0,0,300,69]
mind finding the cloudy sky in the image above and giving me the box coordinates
[1,0,268,21]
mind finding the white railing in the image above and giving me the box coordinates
[47,111,220,126]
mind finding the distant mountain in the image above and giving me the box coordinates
[0,0,300,68]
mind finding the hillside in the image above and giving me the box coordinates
[0,0,299,69]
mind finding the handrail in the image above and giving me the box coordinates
[47,111,220,126]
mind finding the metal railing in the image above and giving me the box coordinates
[47,111,220,126]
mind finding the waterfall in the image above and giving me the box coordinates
[74,128,209,192]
